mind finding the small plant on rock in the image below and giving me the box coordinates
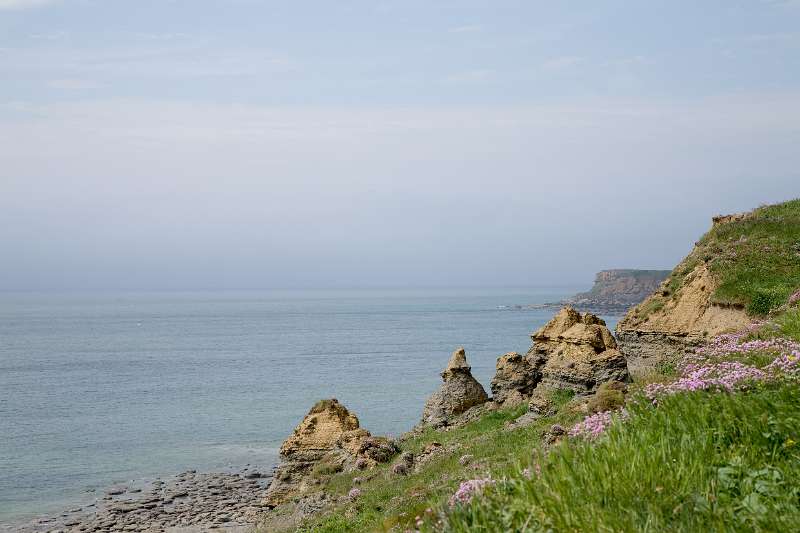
[587,381,626,414]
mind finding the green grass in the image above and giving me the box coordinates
[778,308,800,341]
[747,308,800,343]
[703,200,800,314]
[439,384,800,533]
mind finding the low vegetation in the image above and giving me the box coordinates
[442,384,800,532]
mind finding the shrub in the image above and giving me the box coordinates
[747,288,785,316]
[586,382,625,414]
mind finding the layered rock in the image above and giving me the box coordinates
[420,348,489,427]
[490,352,540,407]
[264,399,394,507]
[569,269,671,313]
[617,220,750,376]
[527,307,629,393]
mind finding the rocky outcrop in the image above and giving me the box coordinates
[712,211,749,227]
[420,348,489,427]
[490,352,541,407]
[527,307,629,393]
[264,399,393,508]
[569,269,671,313]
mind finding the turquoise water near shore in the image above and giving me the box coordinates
[0,288,617,525]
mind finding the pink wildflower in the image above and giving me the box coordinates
[647,322,800,402]
[448,478,494,507]
[348,487,361,500]
[569,410,615,439]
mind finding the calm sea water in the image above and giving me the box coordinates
[0,288,617,525]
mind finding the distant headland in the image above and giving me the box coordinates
[513,269,671,315]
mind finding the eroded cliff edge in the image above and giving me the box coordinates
[616,214,755,375]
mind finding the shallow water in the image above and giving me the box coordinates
[0,287,617,524]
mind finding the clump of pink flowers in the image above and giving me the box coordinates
[767,350,800,374]
[568,410,614,439]
[348,487,361,500]
[646,326,800,401]
[692,334,798,360]
[644,361,767,399]
[448,478,494,507]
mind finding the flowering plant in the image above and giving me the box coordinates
[448,478,494,507]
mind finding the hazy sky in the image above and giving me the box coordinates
[1,1,799,290]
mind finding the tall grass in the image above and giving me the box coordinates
[440,384,800,532]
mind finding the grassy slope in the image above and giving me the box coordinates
[280,200,800,532]
[440,309,800,533]
[640,199,800,318]
[291,391,581,533]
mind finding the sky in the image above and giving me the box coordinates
[1,0,799,290]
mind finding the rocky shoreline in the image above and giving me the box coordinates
[9,467,273,533]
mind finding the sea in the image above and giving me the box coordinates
[0,287,619,526]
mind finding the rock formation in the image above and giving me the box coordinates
[616,214,753,376]
[264,399,394,507]
[420,348,489,427]
[527,307,629,393]
[490,352,540,407]
[568,269,671,314]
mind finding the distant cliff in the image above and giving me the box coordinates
[568,269,670,313]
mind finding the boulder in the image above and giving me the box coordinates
[527,307,629,393]
[490,352,541,407]
[279,399,361,463]
[420,348,489,427]
[264,399,392,507]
